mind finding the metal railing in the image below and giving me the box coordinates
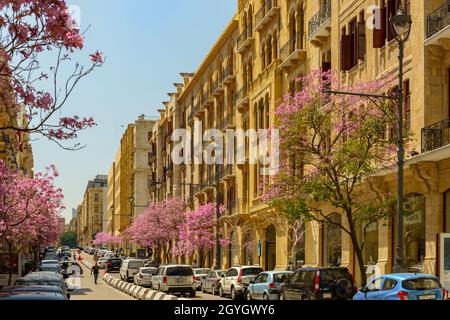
[308,1,331,37]
[280,34,301,62]
[221,64,234,83]
[422,118,450,153]
[234,85,248,106]
[237,28,251,49]
[225,198,248,216]
[427,1,450,39]
[255,0,275,27]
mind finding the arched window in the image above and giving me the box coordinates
[248,6,253,37]
[243,231,254,265]
[323,213,342,267]
[261,45,266,69]
[267,36,273,64]
[266,225,277,271]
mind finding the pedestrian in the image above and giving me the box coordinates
[91,263,100,284]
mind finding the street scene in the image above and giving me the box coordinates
[2,0,450,304]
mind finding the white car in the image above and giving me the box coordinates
[219,266,264,300]
[133,267,157,287]
[193,268,212,291]
[104,251,115,259]
[152,265,196,297]
[98,257,109,269]
[120,259,146,282]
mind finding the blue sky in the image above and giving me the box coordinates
[32,0,237,221]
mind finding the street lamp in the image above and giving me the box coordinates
[324,6,412,274]
[390,5,412,274]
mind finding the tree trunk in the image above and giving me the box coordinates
[346,211,367,286]
[7,243,14,286]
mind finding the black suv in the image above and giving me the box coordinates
[105,258,122,273]
[279,267,356,300]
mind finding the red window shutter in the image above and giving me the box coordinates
[358,22,366,60]
[373,7,387,48]
[387,0,396,42]
[341,35,353,71]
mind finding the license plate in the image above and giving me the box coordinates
[419,295,436,300]
[323,293,332,299]
[177,278,186,283]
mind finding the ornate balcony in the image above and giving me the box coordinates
[234,85,249,111]
[422,118,450,153]
[278,35,306,70]
[221,64,235,85]
[425,1,450,47]
[255,0,279,32]
[308,1,331,47]
[237,28,254,54]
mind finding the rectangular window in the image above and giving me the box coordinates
[373,1,387,48]
[94,193,99,202]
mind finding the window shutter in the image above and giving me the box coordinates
[358,22,366,59]
[341,35,353,71]
[387,0,396,42]
[373,7,387,48]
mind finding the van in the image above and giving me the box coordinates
[119,259,146,282]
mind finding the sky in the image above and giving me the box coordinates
[32,0,237,222]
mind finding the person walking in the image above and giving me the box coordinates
[91,263,100,285]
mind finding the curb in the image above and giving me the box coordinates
[102,273,184,301]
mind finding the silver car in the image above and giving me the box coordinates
[202,270,226,295]
[193,268,212,291]
[245,271,293,300]
[152,265,196,297]
[219,266,264,300]
[133,267,157,287]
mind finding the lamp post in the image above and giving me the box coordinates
[390,5,412,274]
[325,6,412,274]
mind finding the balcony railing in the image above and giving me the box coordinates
[221,64,234,83]
[280,36,297,62]
[225,198,248,216]
[255,0,275,28]
[234,85,248,106]
[422,118,450,153]
[237,28,249,49]
[308,1,331,37]
[427,1,450,39]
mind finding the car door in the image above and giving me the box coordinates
[364,278,384,300]
[251,274,263,299]
[225,269,236,293]
[378,278,398,300]
[284,271,300,300]
[257,273,269,299]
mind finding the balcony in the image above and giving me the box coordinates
[221,113,236,131]
[237,28,254,54]
[278,35,307,70]
[222,164,236,180]
[425,1,450,47]
[234,86,249,111]
[422,118,450,153]
[255,0,280,32]
[224,199,249,218]
[221,64,235,85]
[212,79,224,97]
[308,2,331,47]
[201,92,213,109]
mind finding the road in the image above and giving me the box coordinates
[80,252,229,301]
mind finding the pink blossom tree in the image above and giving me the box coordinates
[173,203,228,266]
[125,198,186,264]
[0,161,65,284]
[0,0,104,150]
[263,70,413,285]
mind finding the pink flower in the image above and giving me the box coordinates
[90,51,104,64]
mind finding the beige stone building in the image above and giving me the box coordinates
[105,115,156,247]
[77,175,108,247]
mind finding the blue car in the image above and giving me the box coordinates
[353,273,448,300]
[245,271,293,300]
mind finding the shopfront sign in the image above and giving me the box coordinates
[440,233,450,291]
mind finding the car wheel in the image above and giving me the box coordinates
[263,293,269,301]
[246,291,252,301]
[279,291,285,301]
[231,287,236,300]
[201,284,206,293]
[190,290,196,298]
[219,285,225,297]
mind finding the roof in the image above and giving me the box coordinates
[380,273,439,280]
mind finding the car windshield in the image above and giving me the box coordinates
[195,269,210,275]
[242,268,263,276]
[141,269,156,274]
[166,267,193,276]
[40,265,61,272]
[128,261,144,269]
[320,269,351,282]
[273,273,292,283]
[42,261,58,264]
[402,278,441,290]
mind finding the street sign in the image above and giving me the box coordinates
[257,240,262,257]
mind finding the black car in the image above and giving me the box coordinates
[279,267,356,300]
[105,258,122,273]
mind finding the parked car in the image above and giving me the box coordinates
[15,272,73,299]
[144,260,159,268]
[279,267,356,300]
[202,270,226,295]
[120,259,146,282]
[104,252,115,259]
[0,291,68,300]
[246,271,293,300]
[152,265,196,297]
[1,285,69,299]
[194,268,212,291]
[105,258,122,273]
[60,261,83,276]
[88,248,96,255]
[354,273,448,300]
[98,258,109,269]
[134,267,157,287]
[219,266,264,300]
[39,263,62,274]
